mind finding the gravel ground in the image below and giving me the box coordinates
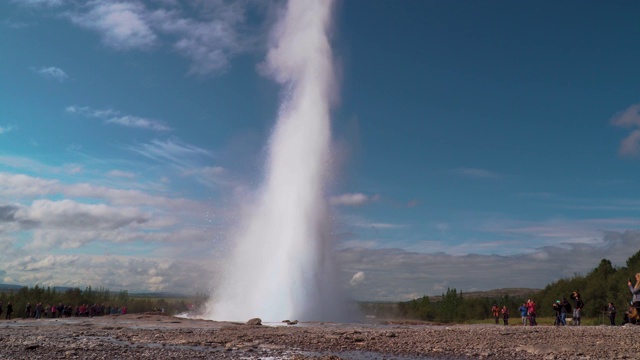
[0,314,639,359]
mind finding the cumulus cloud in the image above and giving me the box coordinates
[0,172,205,210]
[330,193,379,206]
[337,230,640,301]
[15,199,149,230]
[2,254,212,293]
[66,105,170,131]
[611,104,640,156]
[32,66,68,81]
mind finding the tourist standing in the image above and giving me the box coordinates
[527,300,537,326]
[501,305,509,325]
[560,298,570,326]
[5,302,13,319]
[491,303,500,324]
[518,303,528,326]
[25,303,32,319]
[552,301,562,326]
[35,303,42,319]
[628,273,640,312]
[608,302,616,326]
[570,291,584,325]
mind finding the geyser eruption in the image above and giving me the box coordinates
[206,0,346,322]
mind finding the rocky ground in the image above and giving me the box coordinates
[0,313,639,359]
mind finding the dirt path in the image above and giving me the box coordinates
[0,314,638,359]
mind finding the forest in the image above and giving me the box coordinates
[361,248,640,324]
[0,285,204,318]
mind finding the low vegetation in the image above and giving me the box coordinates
[0,286,208,317]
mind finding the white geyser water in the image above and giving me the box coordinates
[205,0,347,322]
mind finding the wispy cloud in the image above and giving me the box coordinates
[127,139,211,167]
[149,2,250,76]
[0,125,15,134]
[63,1,251,75]
[68,2,157,50]
[330,193,380,206]
[31,66,68,81]
[11,0,64,6]
[106,115,171,131]
[354,221,404,229]
[66,105,171,132]
[2,19,30,29]
[451,167,503,179]
[611,103,640,156]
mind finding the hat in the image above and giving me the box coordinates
[556,300,560,303]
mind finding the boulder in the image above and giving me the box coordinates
[246,318,262,326]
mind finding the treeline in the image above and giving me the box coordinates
[363,248,640,323]
[0,285,197,317]
[534,249,640,318]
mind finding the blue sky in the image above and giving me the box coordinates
[1,0,640,301]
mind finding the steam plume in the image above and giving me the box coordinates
[205,0,347,322]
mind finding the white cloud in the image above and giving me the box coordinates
[15,199,149,230]
[349,271,365,286]
[338,230,640,301]
[611,104,640,156]
[106,115,171,131]
[69,1,157,50]
[0,172,206,210]
[66,105,170,132]
[32,66,68,81]
[330,193,379,206]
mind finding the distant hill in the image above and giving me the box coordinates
[0,283,24,291]
[430,287,541,301]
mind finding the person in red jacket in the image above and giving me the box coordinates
[491,304,500,324]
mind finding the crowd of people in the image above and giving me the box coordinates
[491,273,640,326]
[0,302,127,320]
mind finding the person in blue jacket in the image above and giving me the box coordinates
[518,303,528,326]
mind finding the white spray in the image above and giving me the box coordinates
[206,0,347,322]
